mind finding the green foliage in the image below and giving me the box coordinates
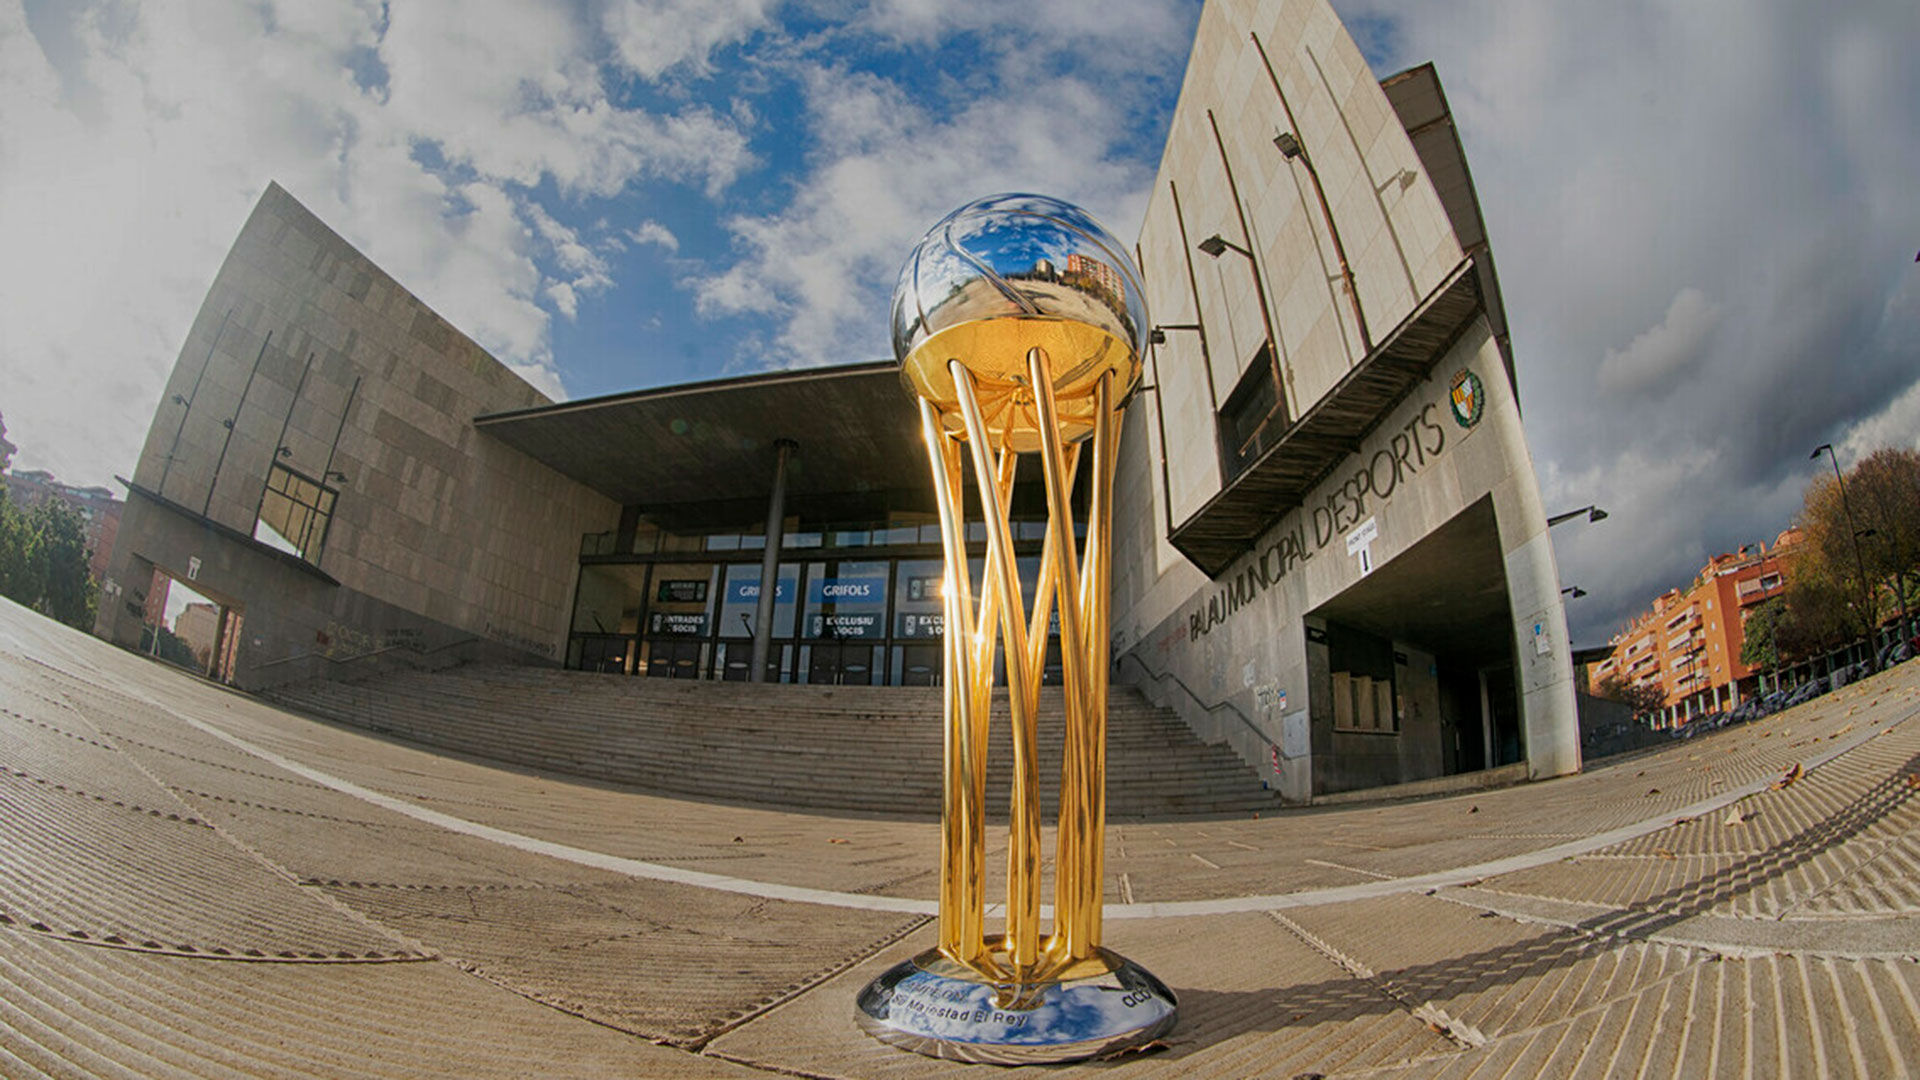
[1784,446,1920,655]
[139,623,201,671]
[35,499,95,628]
[1739,597,1785,671]
[0,488,98,631]
[1595,673,1666,719]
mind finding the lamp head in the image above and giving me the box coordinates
[1197,235,1229,258]
[1272,131,1303,159]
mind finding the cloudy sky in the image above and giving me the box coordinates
[1,0,1916,645]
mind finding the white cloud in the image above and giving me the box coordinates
[625,219,680,252]
[378,0,753,197]
[1329,0,1920,641]
[1840,378,1920,461]
[0,0,766,484]
[526,202,615,322]
[601,0,776,80]
[1595,287,1719,394]
[692,63,1157,369]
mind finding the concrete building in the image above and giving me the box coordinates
[1588,531,1798,726]
[99,0,1577,801]
[171,600,221,670]
[94,182,617,688]
[1106,0,1578,798]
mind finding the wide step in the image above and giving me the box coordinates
[264,665,1284,819]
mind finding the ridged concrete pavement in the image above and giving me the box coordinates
[1,596,1916,1078]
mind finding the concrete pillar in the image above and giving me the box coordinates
[749,439,796,683]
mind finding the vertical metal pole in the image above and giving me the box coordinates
[204,330,272,518]
[159,307,230,498]
[1206,108,1293,421]
[750,439,796,682]
[267,352,316,466]
[1250,31,1372,357]
[1167,181,1227,491]
[1135,242,1178,539]
[1819,446,1878,660]
[319,376,362,484]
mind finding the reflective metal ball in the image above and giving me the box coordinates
[890,194,1147,447]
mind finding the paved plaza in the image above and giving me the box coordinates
[1,597,1916,1077]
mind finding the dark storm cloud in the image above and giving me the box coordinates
[1333,0,1920,644]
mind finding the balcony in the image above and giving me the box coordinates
[1168,261,1483,577]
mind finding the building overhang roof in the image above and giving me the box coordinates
[119,477,340,586]
[1169,260,1484,578]
[473,362,935,507]
[1382,62,1514,391]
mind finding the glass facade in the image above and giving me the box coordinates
[567,511,1070,686]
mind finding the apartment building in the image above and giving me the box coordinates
[1588,531,1797,725]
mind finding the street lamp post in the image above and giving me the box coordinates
[1812,444,1879,668]
[1195,234,1287,423]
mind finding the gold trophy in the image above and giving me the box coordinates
[856,195,1176,1063]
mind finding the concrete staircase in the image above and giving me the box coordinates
[264,665,1283,819]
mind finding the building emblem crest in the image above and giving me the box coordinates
[1449,368,1484,429]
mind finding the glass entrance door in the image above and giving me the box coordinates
[646,639,705,679]
[805,642,881,685]
[895,644,941,686]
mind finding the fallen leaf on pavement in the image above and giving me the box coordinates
[1770,763,1804,790]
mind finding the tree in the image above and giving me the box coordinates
[1788,445,1920,656]
[34,499,95,629]
[1798,472,1879,642]
[140,623,200,671]
[0,488,45,610]
[1740,596,1786,674]
[0,488,98,632]
[1850,447,1920,641]
[1595,674,1666,720]
[1772,553,1857,664]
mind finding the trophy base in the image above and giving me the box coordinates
[854,947,1177,1065]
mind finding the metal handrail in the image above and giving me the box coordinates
[252,635,483,671]
[1115,651,1280,753]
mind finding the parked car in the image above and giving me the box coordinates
[1783,677,1829,708]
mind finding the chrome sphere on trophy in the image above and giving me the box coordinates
[891,193,1147,448]
[857,194,1175,1064]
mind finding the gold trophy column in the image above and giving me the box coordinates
[858,192,1175,1064]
